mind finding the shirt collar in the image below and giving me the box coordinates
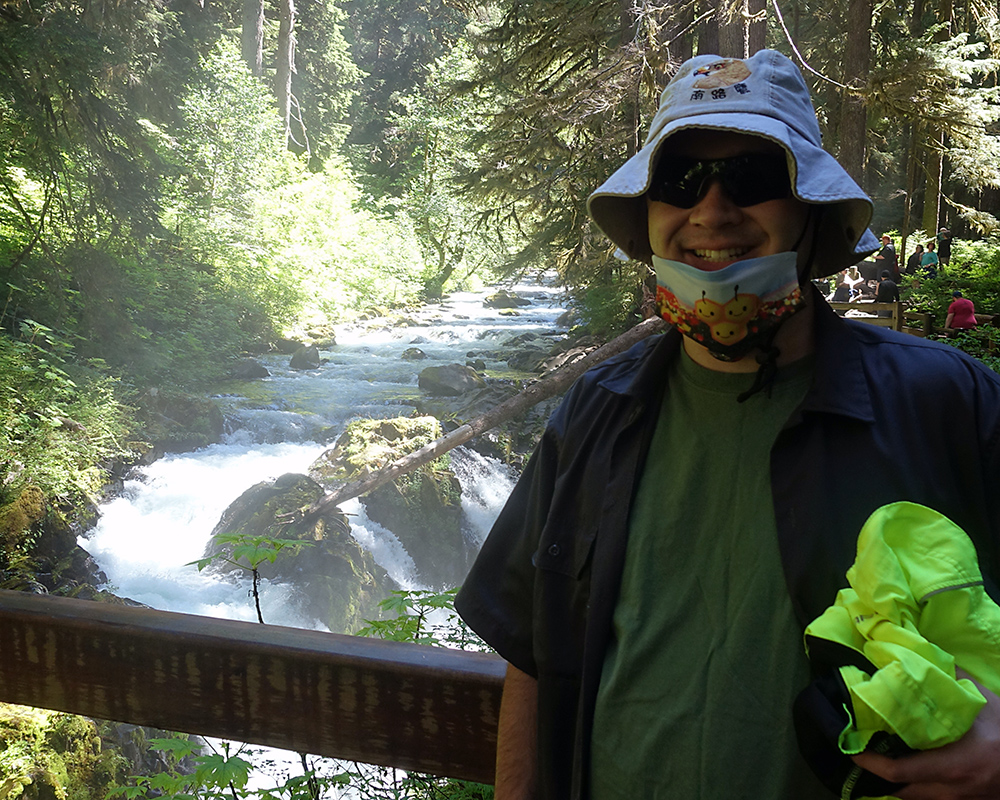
[804,286,875,423]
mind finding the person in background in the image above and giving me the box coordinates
[874,234,899,282]
[906,243,924,275]
[938,227,953,266]
[831,275,851,303]
[946,290,977,331]
[921,240,940,278]
[457,49,1000,800]
[875,269,900,318]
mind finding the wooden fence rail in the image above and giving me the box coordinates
[0,590,504,783]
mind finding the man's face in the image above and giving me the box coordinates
[647,130,810,272]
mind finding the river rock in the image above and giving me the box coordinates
[134,388,225,454]
[417,363,487,396]
[305,324,337,347]
[231,358,270,379]
[0,704,131,799]
[483,290,531,309]
[309,417,470,588]
[202,472,392,633]
[289,344,323,370]
[274,337,304,355]
[401,347,428,361]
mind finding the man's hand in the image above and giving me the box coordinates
[851,672,1000,799]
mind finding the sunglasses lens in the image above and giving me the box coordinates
[650,153,791,208]
[649,158,707,208]
[724,154,791,205]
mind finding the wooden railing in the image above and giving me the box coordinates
[828,301,905,332]
[0,590,504,783]
[827,301,940,339]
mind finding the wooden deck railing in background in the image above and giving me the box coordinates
[0,590,504,783]
[828,301,906,332]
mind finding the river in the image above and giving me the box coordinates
[81,279,567,628]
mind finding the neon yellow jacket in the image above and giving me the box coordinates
[804,501,1000,757]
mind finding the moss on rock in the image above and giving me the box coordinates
[202,473,393,632]
[0,704,128,800]
[310,416,470,588]
[0,486,46,553]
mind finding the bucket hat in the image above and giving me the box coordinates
[587,49,879,277]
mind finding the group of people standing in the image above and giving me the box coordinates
[828,228,978,332]
[903,227,952,278]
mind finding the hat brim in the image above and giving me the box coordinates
[587,114,878,278]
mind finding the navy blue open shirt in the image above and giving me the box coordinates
[457,288,1000,799]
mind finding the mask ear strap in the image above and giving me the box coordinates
[792,205,821,275]
[737,210,816,404]
[736,322,783,403]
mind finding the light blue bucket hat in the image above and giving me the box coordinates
[587,50,879,277]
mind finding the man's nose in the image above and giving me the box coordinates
[688,180,743,227]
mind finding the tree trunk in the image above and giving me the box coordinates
[900,123,919,257]
[275,0,297,144]
[747,0,766,55]
[281,317,670,524]
[921,134,943,234]
[718,0,745,57]
[836,0,871,185]
[241,0,264,77]
[714,0,766,58]
[697,0,720,55]
[919,0,952,234]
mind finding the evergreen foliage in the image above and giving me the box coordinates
[0,327,133,510]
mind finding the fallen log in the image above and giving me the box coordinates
[279,315,668,526]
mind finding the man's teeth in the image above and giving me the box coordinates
[694,248,750,262]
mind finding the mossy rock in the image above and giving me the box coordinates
[0,486,46,553]
[203,473,392,633]
[134,389,224,454]
[310,416,470,588]
[0,704,129,800]
[309,416,442,487]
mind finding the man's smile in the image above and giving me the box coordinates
[692,246,753,263]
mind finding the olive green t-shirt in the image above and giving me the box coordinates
[590,350,828,799]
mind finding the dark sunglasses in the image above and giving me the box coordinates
[648,152,792,208]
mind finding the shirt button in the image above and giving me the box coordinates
[547,544,561,557]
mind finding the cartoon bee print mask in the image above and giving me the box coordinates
[650,252,805,362]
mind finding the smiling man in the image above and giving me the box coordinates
[456,50,1000,799]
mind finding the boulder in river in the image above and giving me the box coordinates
[483,290,531,309]
[231,358,270,380]
[417,363,487,396]
[289,344,323,370]
[309,416,471,588]
[202,472,392,633]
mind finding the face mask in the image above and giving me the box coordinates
[651,252,805,362]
